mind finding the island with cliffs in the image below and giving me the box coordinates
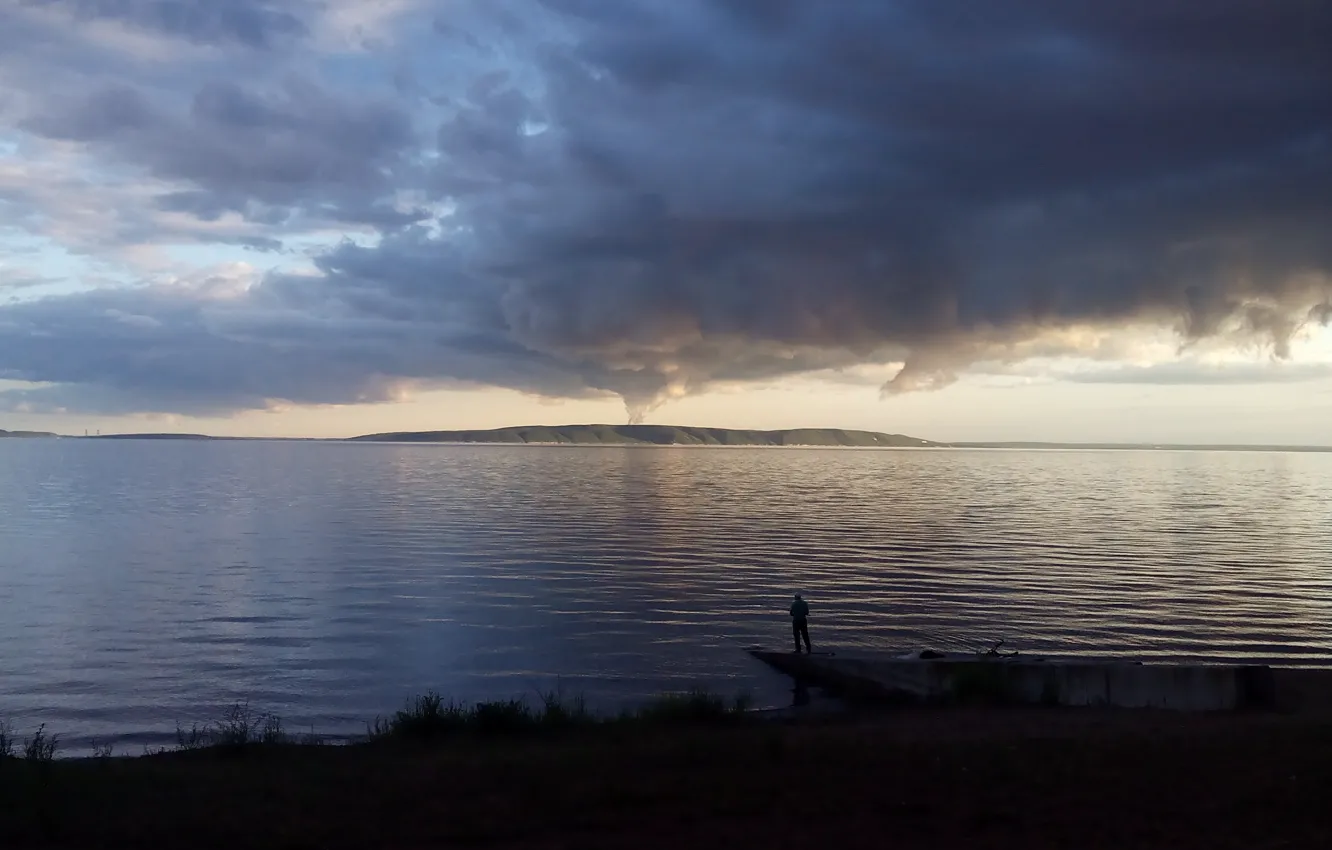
[349,424,939,447]
[6,423,1332,451]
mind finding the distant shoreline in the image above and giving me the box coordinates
[949,441,1332,453]
[4,423,1331,452]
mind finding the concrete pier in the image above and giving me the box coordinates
[750,650,1278,711]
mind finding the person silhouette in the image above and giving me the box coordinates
[790,593,811,653]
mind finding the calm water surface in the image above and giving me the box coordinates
[1,440,1329,750]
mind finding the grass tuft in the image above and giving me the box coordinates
[627,688,753,724]
[471,699,535,735]
[368,691,468,741]
[174,702,304,753]
[175,722,209,751]
[536,688,593,729]
[367,688,751,743]
[213,702,287,748]
[22,724,59,762]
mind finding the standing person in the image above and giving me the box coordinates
[790,593,811,653]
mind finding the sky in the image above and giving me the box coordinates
[0,1,1330,443]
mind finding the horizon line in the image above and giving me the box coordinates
[5,423,1332,452]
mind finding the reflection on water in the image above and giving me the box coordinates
[1,440,1329,749]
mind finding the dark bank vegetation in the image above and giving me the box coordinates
[2,687,1331,848]
[0,688,755,763]
[365,687,752,742]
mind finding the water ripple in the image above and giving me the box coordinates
[1,441,1330,750]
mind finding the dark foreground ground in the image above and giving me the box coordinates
[5,673,1332,849]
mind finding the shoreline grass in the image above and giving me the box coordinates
[0,719,59,764]
[366,687,753,743]
[0,688,756,762]
[0,706,1328,848]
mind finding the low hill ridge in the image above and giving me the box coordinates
[350,424,937,447]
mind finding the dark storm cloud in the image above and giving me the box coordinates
[23,78,418,230]
[419,0,1332,411]
[2,0,1331,417]
[0,277,603,416]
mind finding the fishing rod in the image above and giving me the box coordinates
[906,628,1022,658]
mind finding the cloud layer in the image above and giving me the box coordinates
[1,0,1330,418]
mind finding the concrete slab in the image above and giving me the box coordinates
[749,650,1278,711]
